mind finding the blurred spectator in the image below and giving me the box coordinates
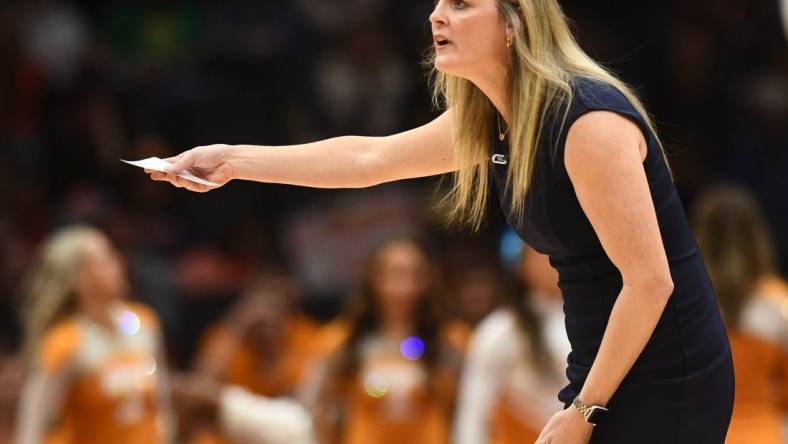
[282,184,427,317]
[194,272,318,397]
[296,0,385,34]
[171,374,316,444]
[14,225,175,444]
[174,272,316,443]
[692,184,788,444]
[308,26,411,137]
[20,0,91,90]
[452,267,502,328]
[304,237,465,444]
[453,245,570,444]
[517,246,572,369]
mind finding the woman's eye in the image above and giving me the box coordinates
[434,0,465,9]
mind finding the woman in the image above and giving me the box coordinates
[692,185,788,444]
[194,273,318,398]
[182,274,318,444]
[454,250,570,444]
[14,225,174,444]
[145,1,734,442]
[304,237,463,444]
[171,373,317,444]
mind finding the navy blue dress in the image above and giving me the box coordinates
[490,77,734,443]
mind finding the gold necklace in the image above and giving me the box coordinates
[496,112,509,141]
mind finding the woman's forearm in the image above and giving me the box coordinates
[228,136,378,189]
[578,281,673,407]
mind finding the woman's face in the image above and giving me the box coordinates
[456,270,499,326]
[76,234,129,304]
[430,0,510,78]
[371,241,431,320]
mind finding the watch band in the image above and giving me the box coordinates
[571,396,609,426]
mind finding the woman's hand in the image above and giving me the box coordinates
[535,407,593,444]
[145,144,236,192]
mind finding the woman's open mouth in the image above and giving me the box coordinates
[434,36,452,49]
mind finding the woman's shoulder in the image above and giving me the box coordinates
[541,76,650,173]
[566,76,637,117]
[39,318,82,373]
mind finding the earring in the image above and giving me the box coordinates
[506,36,513,48]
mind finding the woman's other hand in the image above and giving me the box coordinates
[535,407,593,444]
[145,144,236,192]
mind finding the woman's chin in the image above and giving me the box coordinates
[433,59,459,76]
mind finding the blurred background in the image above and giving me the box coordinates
[0,1,786,443]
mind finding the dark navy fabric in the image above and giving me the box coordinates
[490,77,734,442]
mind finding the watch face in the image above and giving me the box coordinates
[587,406,609,425]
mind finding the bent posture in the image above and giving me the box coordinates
[146,1,735,443]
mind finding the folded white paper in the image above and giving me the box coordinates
[120,157,219,187]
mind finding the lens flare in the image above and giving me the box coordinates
[144,357,158,375]
[117,310,141,336]
[400,336,425,361]
[363,372,389,398]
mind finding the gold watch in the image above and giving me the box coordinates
[572,396,609,426]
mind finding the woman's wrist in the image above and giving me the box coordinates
[578,387,610,408]
[224,144,255,182]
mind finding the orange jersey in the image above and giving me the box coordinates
[313,321,461,444]
[342,354,456,444]
[726,276,788,444]
[35,302,169,444]
[196,315,319,397]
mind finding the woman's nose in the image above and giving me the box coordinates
[429,1,447,26]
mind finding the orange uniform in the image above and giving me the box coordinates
[188,315,319,444]
[31,302,170,444]
[313,320,465,444]
[196,315,319,397]
[342,353,457,444]
[726,276,788,444]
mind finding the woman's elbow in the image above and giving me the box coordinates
[659,278,675,299]
[625,274,674,300]
[650,276,675,300]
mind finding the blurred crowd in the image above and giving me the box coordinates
[0,0,786,443]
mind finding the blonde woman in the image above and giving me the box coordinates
[692,185,788,444]
[145,1,734,442]
[14,226,174,444]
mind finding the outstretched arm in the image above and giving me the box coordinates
[146,110,455,192]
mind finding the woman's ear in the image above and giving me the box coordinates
[505,22,515,40]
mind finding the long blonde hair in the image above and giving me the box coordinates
[19,225,102,367]
[429,0,670,230]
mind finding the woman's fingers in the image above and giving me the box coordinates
[164,150,195,174]
[143,150,217,192]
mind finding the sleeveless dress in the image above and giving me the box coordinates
[489,76,735,443]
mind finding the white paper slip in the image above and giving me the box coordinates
[120,157,220,187]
